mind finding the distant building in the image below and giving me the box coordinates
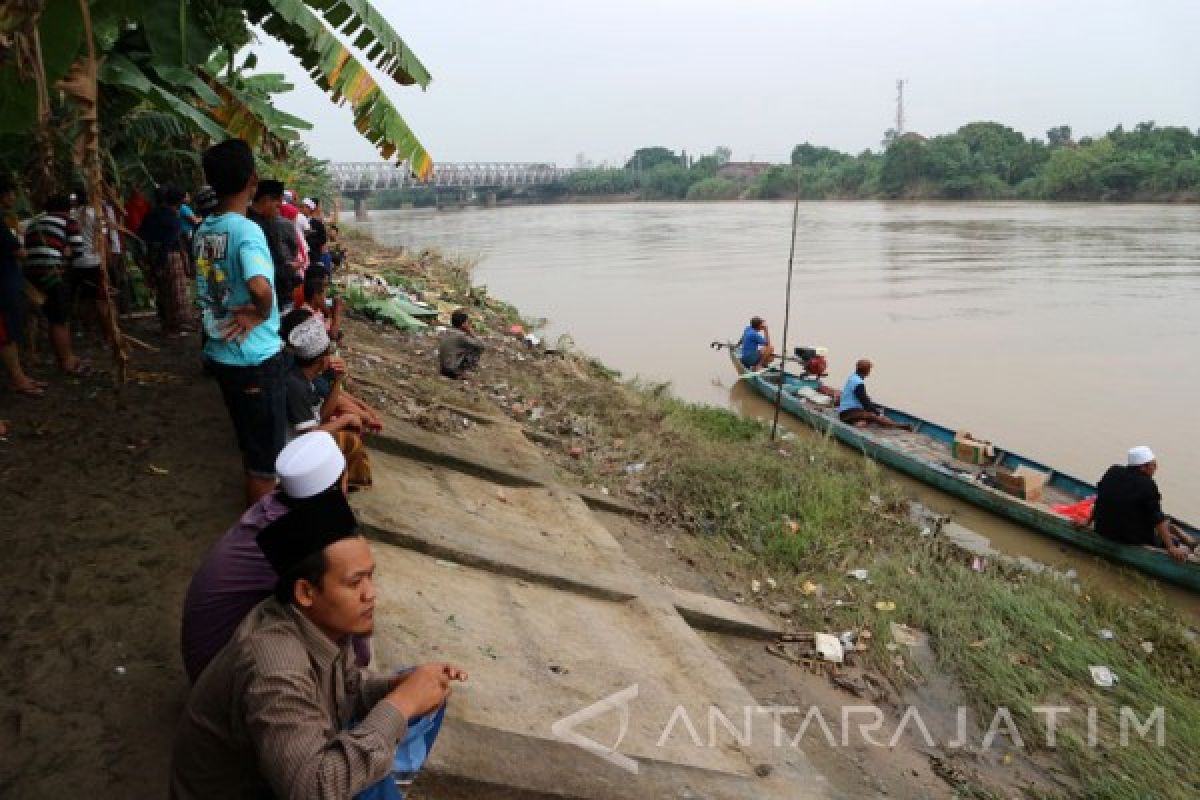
[716,161,773,180]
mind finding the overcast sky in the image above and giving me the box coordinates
[253,0,1200,167]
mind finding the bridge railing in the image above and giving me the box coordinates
[330,162,577,192]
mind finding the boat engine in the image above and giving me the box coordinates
[793,346,830,378]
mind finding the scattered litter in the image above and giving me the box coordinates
[495,489,508,503]
[784,518,800,534]
[751,579,762,594]
[600,487,610,496]
[731,501,744,512]
[869,495,882,506]
[435,559,461,570]
[624,462,646,475]
[800,580,820,596]
[523,334,541,349]
[548,664,569,675]
[1089,665,1118,688]
[838,630,857,649]
[1097,628,1115,641]
[971,557,987,573]
[114,666,126,675]
[846,569,869,581]
[874,601,896,612]
[1052,629,1075,642]
[529,406,545,421]
[568,446,584,459]
[814,633,845,664]
[889,622,922,648]
[147,464,169,476]
[920,527,932,537]
[1140,641,1154,655]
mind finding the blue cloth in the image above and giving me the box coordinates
[837,373,865,413]
[194,212,281,367]
[353,705,447,800]
[739,326,766,366]
[179,204,197,235]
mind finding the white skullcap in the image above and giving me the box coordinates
[302,197,317,210]
[1127,446,1155,467]
[288,314,330,360]
[276,431,345,498]
[283,189,294,202]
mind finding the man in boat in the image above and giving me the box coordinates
[1086,446,1196,563]
[737,316,774,371]
[836,359,914,431]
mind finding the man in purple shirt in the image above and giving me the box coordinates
[181,431,350,683]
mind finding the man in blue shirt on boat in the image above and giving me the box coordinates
[1086,446,1197,563]
[836,359,914,431]
[737,316,774,371]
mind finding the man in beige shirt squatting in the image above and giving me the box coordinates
[169,489,467,798]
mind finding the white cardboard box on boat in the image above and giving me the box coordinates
[997,465,1050,503]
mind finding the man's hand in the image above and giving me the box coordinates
[329,356,347,376]
[385,663,468,718]
[331,412,363,433]
[219,304,265,342]
[1168,545,1188,563]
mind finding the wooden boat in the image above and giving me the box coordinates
[726,346,1200,592]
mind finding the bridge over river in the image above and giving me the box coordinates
[332,162,577,217]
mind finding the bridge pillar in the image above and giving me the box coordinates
[484,191,497,208]
[353,195,369,221]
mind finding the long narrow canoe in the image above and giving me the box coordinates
[727,346,1200,592]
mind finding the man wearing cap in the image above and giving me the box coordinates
[170,490,467,798]
[1087,446,1196,562]
[285,311,374,488]
[180,432,351,683]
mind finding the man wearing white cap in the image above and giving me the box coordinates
[1087,446,1196,562]
[285,309,374,487]
[180,431,352,682]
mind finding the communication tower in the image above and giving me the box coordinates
[895,79,906,136]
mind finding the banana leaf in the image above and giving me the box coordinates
[250,0,433,178]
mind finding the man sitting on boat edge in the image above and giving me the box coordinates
[1084,446,1196,563]
[737,316,774,371]
[836,359,914,431]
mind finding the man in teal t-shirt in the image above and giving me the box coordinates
[194,139,286,507]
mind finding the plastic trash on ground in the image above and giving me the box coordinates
[846,569,869,581]
[1089,665,1118,688]
[814,633,845,664]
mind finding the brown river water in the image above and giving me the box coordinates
[365,201,1200,611]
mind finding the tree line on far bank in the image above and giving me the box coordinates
[560,121,1200,202]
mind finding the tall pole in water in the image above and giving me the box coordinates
[770,176,803,441]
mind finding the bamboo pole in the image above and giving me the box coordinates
[770,177,803,441]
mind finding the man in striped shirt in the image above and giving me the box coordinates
[23,194,86,373]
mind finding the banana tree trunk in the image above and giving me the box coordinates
[59,0,128,381]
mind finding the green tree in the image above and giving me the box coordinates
[625,146,680,172]
[879,136,927,197]
[641,162,690,199]
[1046,125,1072,148]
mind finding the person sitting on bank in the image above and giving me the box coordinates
[438,308,484,379]
[1085,446,1197,563]
[181,432,359,683]
[302,269,345,342]
[737,316,774,370]
[169,489,468,798]
[836,359,914,431]
[284,312,376,489]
